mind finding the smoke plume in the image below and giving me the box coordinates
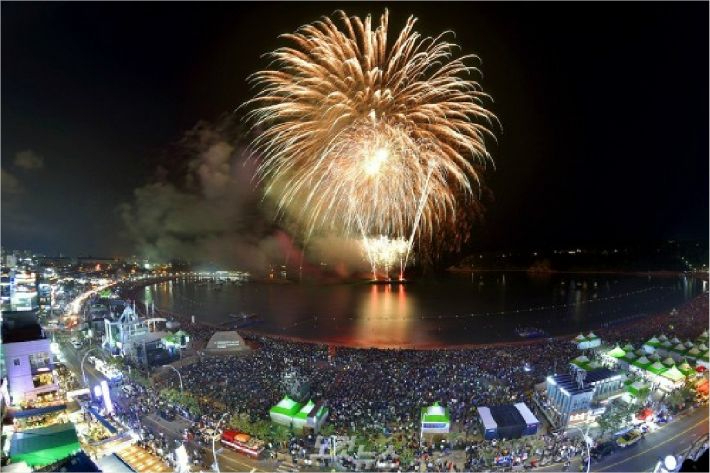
[120,117,369,277]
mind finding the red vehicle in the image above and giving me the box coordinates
[220,429,265,458]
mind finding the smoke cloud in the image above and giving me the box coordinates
[120,117,369,277]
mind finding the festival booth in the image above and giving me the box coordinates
[269,396,302,427]
[477,407,498,441]
[621,350,637,369]
[643,336,661,354]
[204,331,250,356]
[162,330,190,350]
[574,333,601,350]
[605,345,626,366]
[9,423,81,468]
[624,380,651,403]
[420,402,451,442]
[269,396,329,432]
[677,361,696,378]
[476,403,539,440]
[659,366,685,390]
[292,400,329,432]
[570,355,591,371]
[514,402,540,436]
[630,356,651,375]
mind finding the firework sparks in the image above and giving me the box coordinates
[246,9,497,277]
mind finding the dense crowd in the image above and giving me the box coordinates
[153,292,708,436]
[597,293,708,347]
[113,284,708,471]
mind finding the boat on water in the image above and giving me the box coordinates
[515,327,547,339]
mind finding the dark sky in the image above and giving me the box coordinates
[2,2,708,257]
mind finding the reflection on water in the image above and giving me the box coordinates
[355,284,416,346]
[143,273,705,347]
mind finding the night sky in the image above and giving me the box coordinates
[2,2,708,258]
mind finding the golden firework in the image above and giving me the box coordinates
[246,9,497,274]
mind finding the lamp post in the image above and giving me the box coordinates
[212,412,229,472]
[568,425,592,473]
[81,347,101,385]
[162,365,183,393]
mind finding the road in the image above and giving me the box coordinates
[591,407,708,472]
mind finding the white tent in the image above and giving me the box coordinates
[204,331,250,355]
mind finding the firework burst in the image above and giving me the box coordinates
[246,9,497,274]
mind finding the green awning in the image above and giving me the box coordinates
[661,366,685,382]
[269,396,302,417]
[626,381,649,397]
[10,423,80,467]
[607,346,626,358]
[646,361,667,375]
[294,400,315,420]
[677,362,695,376]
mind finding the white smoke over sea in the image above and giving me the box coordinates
[119,117,369,277]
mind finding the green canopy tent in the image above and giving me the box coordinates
[677,361,695,377]
[269,396,302,427]
[622,351,638,364]
[607,346,626,359]
[686,347,702,359]
[571,355,591,371]
[421,402,451,435]
[632,356,651,371]
[644,336,661,348]
[626,381,650,398]
[10,423,80,468]
[646,361,667,376]
[661,357,676,367]
[292,400,315,430]
[661,366,685,383]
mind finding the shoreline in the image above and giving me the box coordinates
[123,277,709,351]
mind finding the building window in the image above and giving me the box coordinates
[14,358,20,366]
[32,372,54,388]
[29,352,50,372]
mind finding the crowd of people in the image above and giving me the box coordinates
[111,282,708,471]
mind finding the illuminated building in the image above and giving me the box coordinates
[1,317,59,405]
[1,269,39,311]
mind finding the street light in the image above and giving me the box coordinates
[162,365,183,393]
[568,425,592,473]
[212,412,229,473]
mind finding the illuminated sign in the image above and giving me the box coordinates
[100,380,114,414]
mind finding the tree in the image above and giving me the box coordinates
[597,399,636,435]
[269,424,291,447]
[319,424,335,437]
[637,386,651,403]
[666,383,694,411]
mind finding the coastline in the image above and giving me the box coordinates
[239,290,708,350]
[123,276,708,351]
[124,270,710,351]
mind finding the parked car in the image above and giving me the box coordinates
[590,441,617,460]
[616,430,643,448]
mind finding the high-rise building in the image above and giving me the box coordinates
[1,316,60,405]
